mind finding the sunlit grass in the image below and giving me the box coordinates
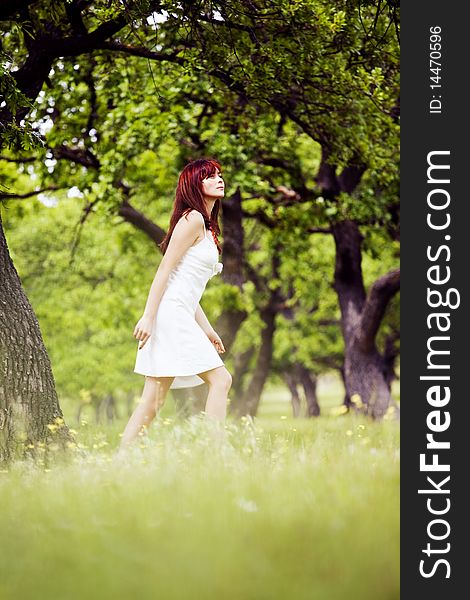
[0,382,399,600]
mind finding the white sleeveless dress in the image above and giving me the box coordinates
[134,219,224,389]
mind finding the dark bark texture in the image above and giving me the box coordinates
[332,219,400,418]
[296,364,320,417]
[283,364,319,418]
[0,211,73,463]
[283,371,302,417]
[215,188,248,351]
[229,247,283,417]
[232,303,276,417]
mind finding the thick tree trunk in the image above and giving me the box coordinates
[383,332,400,389]
[332,219,400,418]
[339,366,351,408]
[343,344,393,418]
[0,213,73,463]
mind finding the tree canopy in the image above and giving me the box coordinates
[1,1,400,438]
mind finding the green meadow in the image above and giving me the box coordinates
[0,380,399,600]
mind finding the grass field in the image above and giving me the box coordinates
[0,378,399,600]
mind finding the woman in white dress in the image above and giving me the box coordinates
[118,158,233,451]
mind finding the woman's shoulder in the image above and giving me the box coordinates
[182,209,205,225]
[174,209,204,239]
[179,209,205,232]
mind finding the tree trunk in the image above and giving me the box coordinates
[283,364,320,417]
[228,243,283,418]
[216,188,248,350]
[344,344,393,418]
[171,384,208,418]
[0,213,73,464]
[332,219,400,418]
[105,394,118,422]
[230,305,276,417]
[339,366,351,408]
[231,347,256,402]
[296,365,320,417]
[283,371,302,417]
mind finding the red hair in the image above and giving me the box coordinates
[159,158,223,256]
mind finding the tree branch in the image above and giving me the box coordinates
[338,161,367,193]
[64,0,88,35]
[243,259,267,294]
[241,208,276,228]
[5,3,141,121]
[0,155,36,163]
[315,145,340,199]
[52,145,100,169]
[0,186,62,200]
[94,41,185,64]
[307,226,332,234]
[358,267,400,352]
[117,198,166,247]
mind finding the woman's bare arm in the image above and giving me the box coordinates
[195,303,213,335]
[195,303,226,353]
[134,210,203,348]
[142,213,201,319]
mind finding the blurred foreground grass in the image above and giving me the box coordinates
[0,382,399,600]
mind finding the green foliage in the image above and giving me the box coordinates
[0,58,43,151]
[171,0,399,167]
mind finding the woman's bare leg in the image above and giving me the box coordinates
[197,366,232,422]
[117,376,174,452]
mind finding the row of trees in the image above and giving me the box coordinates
[0,1,400,461]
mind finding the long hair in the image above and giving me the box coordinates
[159,158,223,256]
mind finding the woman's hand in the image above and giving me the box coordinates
[134,314,154,350]
[207,329,225,354]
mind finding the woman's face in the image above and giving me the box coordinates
[201,168,225,199]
